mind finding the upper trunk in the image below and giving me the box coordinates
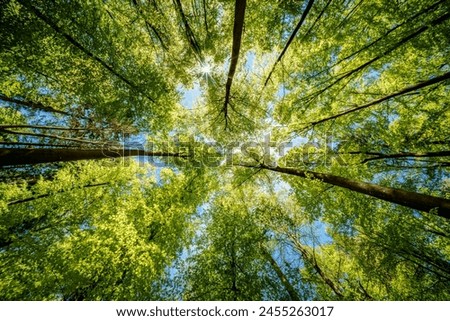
[0,148,186,167]
[243,163,450,219]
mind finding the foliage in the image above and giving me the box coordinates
[0,0,449,300]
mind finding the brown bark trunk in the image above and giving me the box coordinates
[0,124,87,131]
[0,94,72,117]
[7,182,108,206]
[240,163,450,219]
[0,148,187,167]
[222,0,247,128]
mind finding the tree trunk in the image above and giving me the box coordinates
[264,0,315,86]
[0,148,187,167]
[222,0,247,127]
[240,163,450,219]
[0,94,73,117]
[18,0,155,103]
[261,246,301,300]
[289,236,344,298]
[7,182,109,206]
[307,71,450,128]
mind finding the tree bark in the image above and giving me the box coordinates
[7,182,108,206]
[0,148,187,167]
[0,128,108,145]
[222,0,247,128]
[0,124,88,131]
[300,12,450,103]
[240,163,450,219]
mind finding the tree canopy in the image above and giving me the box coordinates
[0,0,449,300]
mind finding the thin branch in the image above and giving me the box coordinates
[131,0,168,50]
[173,0,203,60]
[261,245,301,300]
[202,0,209,36]
[264,0,315,87]
[335,0,365,30]
[0,94,72,117]
[300,0,332,41]
[288,235,344,298]
[0,124,89,131]
[301,71,450,130]
[305,0,446,82]
[0,128,111,146]
[17,0,156,103]
[299,12,450,103]
[7,182,109,206]
[361,150,450,163]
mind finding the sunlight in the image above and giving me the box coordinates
[199,62,212,75]
[192,57,216,80]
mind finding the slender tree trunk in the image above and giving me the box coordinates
[301,0,332,42]
[0,124,88,131]
[240,163,450,219]
[130,0,168,50]
[0,94,73,117]
[261,246,301,301]
[306,71,450,129]
[361,150,450,163]
[289,236,344,298]
[222,0,247,128]
[0,148,187,167]
[7,182,109,206]
[0,128,110,145]
[304,0,446,83]
[301,13,450,103]
[264,0,315,86]
[173,0,203,60]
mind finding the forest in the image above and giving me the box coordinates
[0,0,449,300]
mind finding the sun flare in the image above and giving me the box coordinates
[199,63,212,74]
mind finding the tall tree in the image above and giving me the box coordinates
[0,0,449,301]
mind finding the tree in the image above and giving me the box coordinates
[0,0,449,301]
[0,148,187,167]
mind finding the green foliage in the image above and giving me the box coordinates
[0,0,449,301]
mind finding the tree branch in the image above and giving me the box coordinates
[264,0,315,87]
